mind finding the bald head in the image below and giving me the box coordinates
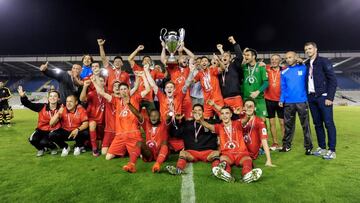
[285,51,298,66]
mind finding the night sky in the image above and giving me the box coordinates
[0,0,359,55]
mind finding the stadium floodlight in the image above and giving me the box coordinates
[101,68,108,77]
[54,68,62,74]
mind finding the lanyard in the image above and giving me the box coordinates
[194,122,203,143]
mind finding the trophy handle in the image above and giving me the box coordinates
[178,28,185,42]
[160,28,167,42]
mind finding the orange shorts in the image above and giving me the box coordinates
[108,131,143,156]
[186,149,215,162]
[221,150,250,166]
[168,137,184,152]
[224,95,243,111]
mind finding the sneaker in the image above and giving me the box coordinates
[312,147,327,156]
[166,165,185,175]
[61,146,71,157]
[323,150,336,160]
[270,143,280,151]
[92,149,100,157]
[36,150,45,157]
[305,148,313,155]
[50,149,58,155]
[73,147,81,156]
[243,168,262,183]
[212,166,235,183]
[123,162,136,173]
[217,161,227,170]
[80,146,86,153]
[279,147,291,152]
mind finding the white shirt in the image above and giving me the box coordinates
[308,59,315,93]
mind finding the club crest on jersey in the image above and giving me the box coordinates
[225,141,238,149]
[146,140,157,148]
[298,71,303,76]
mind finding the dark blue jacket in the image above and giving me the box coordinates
[305,56,337,101]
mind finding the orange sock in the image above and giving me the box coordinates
[176,158,187,170]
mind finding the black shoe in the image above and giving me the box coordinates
[305,148,312,155]
[279,147,291,152]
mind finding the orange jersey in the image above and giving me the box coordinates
[243,116,268,159]
[214,120,248,153]
[142,118,169,150]
[156,90,184,121]
[86,90,105,124]
[105,65,130,93]
[166,64,190,94]
[111,93,142,135]
[133,63,165,101]
[60,105,88,132]
[194,67,223,102]
[264,65,282,101]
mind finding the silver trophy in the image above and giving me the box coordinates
[160,28,185,63]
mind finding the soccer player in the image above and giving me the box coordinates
[198,106,262,183]
[101,76,141,156]
[97,39,130,93]
[126,106,169,173]
[216,36,244,113]
[165,104,220,175]
[264,54,285,150]
[279,51,313,155]
[49,95,89,156]
[242,48,269,119]
[242,98,275,166]
[304,42,338,160]
[192,56,224,119]
[189,57,204,105]
[144,64,186,152]
[0,81,12,127]
[92,71,150,173]
[160,41,194,119]
[18,86,61,156]
[128,45,165,114]
[80,73,106,157]
[40,62,82,104]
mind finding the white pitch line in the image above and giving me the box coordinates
[181,163,196,203]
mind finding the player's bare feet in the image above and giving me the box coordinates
[123,162,136,173]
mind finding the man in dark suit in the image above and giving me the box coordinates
[304,42,337,160]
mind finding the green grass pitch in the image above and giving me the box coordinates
[0,107,359,203]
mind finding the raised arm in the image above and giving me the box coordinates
[144,65,159,94]
[160,41,167,65]
[97,39,109,68]
[18,86,43,112]
[130,75,140,96]
[138,70,151,98]
[207,99,222,112]
[182,58,197,93]
[91,76,112,102]
[79,80,91,102]
[217,44,225,55]
[128,45,144,68]
[182,43,195,60]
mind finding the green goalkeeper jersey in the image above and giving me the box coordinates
[242,63,268,99]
